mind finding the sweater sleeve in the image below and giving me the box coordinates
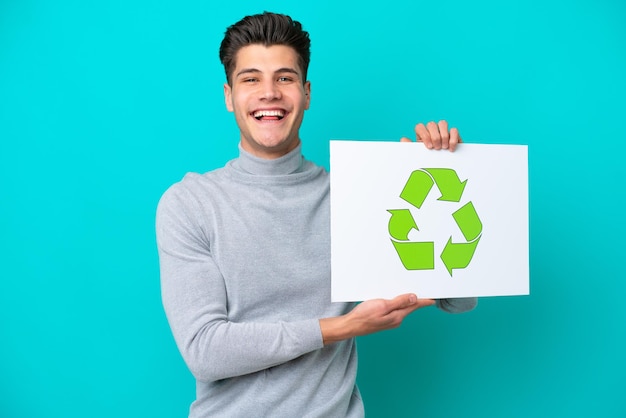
[436,297,478,313]
[156,185,324,382]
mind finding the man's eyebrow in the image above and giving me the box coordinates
[275,67,300,75]
[235,67,301,78]
[235,68,261,78]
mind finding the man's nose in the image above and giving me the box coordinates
[260,80,281,100]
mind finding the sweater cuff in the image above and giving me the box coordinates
[436,297,478,313]
[299,318,326,351]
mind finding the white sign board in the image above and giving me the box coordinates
[330,140,529,302]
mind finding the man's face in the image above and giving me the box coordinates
[224,44,311,159]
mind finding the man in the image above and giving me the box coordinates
[156,12,476,417]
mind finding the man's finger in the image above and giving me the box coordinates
[449,127,461,151]
[384,293,418,312]
[438,120,450,149]
[388,293,435,312]
[427,121,442,150]
[390,296,436,323]
[415,123,432,149]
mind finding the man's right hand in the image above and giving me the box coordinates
[319,294,435,345]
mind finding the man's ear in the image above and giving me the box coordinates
[224,83,234,112]
[304,81,311,110]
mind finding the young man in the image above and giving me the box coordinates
[156,12,476,417]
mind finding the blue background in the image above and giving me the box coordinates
[1,0,624,416]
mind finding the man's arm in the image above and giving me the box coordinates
[156,185,324,382]
[319,294,435,345]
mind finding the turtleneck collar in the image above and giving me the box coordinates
[233,143,304,176]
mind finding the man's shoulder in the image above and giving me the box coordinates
[166,165,228,192]
[157,166,228,211]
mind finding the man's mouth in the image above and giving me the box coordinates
[253,110,285,121]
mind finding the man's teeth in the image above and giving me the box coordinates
[253,110,285,119]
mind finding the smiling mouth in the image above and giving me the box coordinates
[253,110,285,121]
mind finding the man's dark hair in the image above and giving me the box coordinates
[219,12,311,85]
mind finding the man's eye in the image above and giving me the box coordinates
[243,78,258,83]
[278,76,293,82]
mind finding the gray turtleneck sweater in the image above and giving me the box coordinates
[156,144,476,417]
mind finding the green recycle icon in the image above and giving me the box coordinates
[387,168,482,276]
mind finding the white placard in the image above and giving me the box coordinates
[330,140,529,302]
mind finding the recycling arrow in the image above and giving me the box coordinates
[441,237,480,276]
[390,240,435,270]
[440,202,482,275]
[387,167,482,276]
[424,168,467,203]
[400,168,467,208]
[387,209,418,241]
[400,170,433,209]
[452,202,482,241]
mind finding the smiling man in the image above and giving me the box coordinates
[223,43,310,159]
[156,12,476,418]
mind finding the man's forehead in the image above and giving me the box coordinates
[233,44,301,73]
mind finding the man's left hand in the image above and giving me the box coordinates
[400,120,461,152]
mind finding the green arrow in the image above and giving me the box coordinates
[400,170,433,209]
[452,201,482,241]
[440,236,481,276]
[424,168,467,203]
[387,209,418,241]
[391,240,435,270]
